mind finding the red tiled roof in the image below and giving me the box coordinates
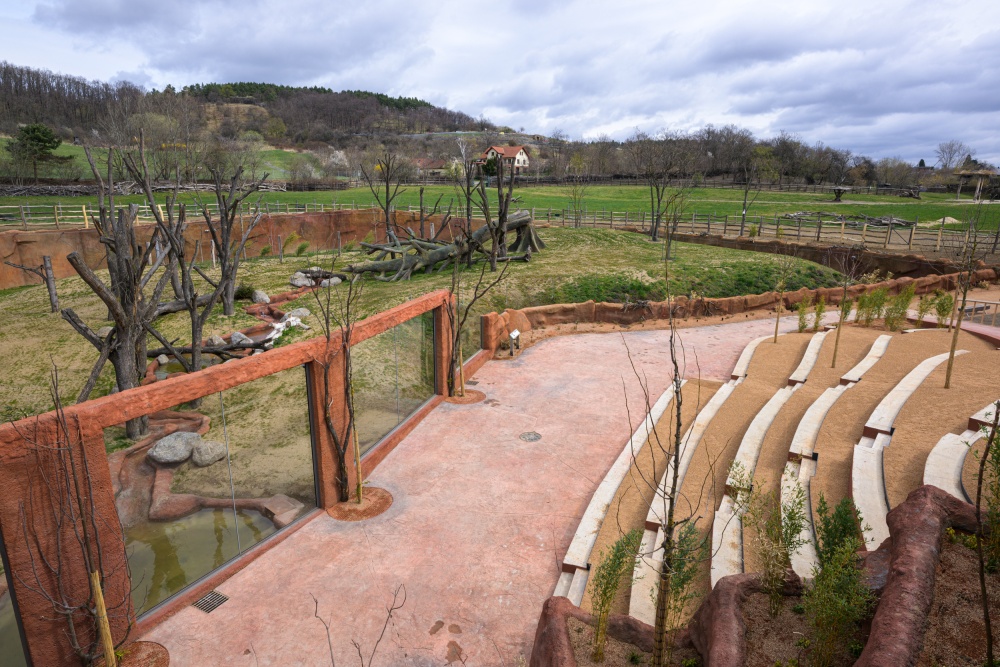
[480,145,527,159]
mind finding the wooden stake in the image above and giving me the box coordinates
[90,570,118,667]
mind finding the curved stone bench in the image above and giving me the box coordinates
[554,381,684,604]
[852,351,966,547]
[783,334,893,579]
[923,401,998,502]
[629,335,781,621]
[711,331,829,587]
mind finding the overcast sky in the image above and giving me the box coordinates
[2,0,998,163]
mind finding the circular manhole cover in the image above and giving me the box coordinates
[519,431,541,442]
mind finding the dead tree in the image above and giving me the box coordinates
[4,255,58,312]
[344,211,543,281]
[13,369,130,666]
[63,147,177,437]
[446,242,509,397]
[199,139,268,315]
[357,149,411,246]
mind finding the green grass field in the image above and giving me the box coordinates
[0,180,992,230]
[0,227,840,417]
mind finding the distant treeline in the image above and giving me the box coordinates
[0,62,487,144]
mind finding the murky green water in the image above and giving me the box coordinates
[0,591,27,667]
[126,508,276,615]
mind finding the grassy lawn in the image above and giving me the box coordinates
[0,182,992,230]
[0,227,840,418]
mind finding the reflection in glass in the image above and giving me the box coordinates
[107,366,317,616]
[0,536,28,667]
[460,315,481,365]
[352,313,437,456]
[214,368,317,549]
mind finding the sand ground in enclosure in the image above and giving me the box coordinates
[674,332,813,606]
[885,335,1000,508]
[579,379,721,616]
[810,327,989,530]
[742,326,883,574]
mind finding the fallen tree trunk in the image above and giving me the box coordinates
[344,210,544,281]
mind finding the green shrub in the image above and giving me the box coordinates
[805,537,875,667]
[814,494,865,567]
[282,231,300,251]
[840,296,853,325]
[934,291,954,328]
[813,295,826,331]
[915,294,935,324]
[295,241,310,256]
[798,296,812,333]
[234,284,255,301]
[259,245,272,258]
[883,284,915,332]
[867,287,889,323]
[589,529,643,662]
[744,480,808,616]
[857,287,889,327]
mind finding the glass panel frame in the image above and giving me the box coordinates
[0,523,30,667]
[123,365,319,619]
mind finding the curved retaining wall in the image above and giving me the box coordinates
[481,268,999,354]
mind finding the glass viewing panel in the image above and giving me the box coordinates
[104,365,317,616]
[352,312,437,456]
[0,531,28,667]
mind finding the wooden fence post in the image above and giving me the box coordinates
[53,205,60,229]
[82,205,89,229]
[278,235,283,263]
[936,225,943,251]
[19,205,27,230]
[908,224,915,250]
[840,221,845,241]
[815,215,822,242]
[861,223,868,243]
[884,222,892,248]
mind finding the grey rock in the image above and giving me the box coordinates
[230,331,254,347]
[148,431,199,464]
[251,289,270,304]
[284,307,311,320]
[96,326,114,339]
[156,354,170,366]
[207,334,227,347]
[320,277,342,287]
[289,272,313,287]
[192,439,227,467]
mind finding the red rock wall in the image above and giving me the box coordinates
[481,269,998,347]
[0,209,463,289]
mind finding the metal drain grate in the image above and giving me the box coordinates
[519,431,541,442]
[466,380,479,386]
[192,590,229,613]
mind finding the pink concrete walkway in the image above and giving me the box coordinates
[141,316,806,666]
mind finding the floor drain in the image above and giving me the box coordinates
[519,431,541,442]
[193,590,229,613]
[466,380,479,386]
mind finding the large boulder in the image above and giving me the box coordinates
[155,354,170,366]
[230,331,254,347]
[289,272,313,287]
[251,289,270,304]
[320,277,342,288]
[192,439,227,467]
[147,431,200,464]
[283,307,311,321]
[206,334,226,347]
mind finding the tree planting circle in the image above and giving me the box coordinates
[519,431,541,442]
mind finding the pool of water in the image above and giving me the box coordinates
[0,592,27,667]
[154,355,221,380]
[126,508,276,615]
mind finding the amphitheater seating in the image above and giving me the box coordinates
[782,335,892,579]
[553,382,684,604]
[852,351,967,547]
[923,401,999,501]
[708,331,830,586]
[628,335,778,622]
